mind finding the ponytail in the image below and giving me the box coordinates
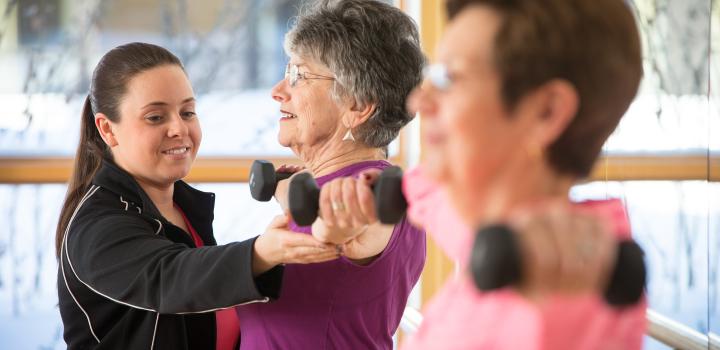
[55,96,106,258]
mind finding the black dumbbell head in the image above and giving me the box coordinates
[470,224,523,291]
[250,160,277,202]
[289,172,320,226]
[603,241,646,306]
[374,166,408,224]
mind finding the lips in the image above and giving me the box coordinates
[280,109,297,120]
[423,130,445,145]
[162,146,190,155]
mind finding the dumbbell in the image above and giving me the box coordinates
[288,166,407,226]
[470,224,646,307]
[249,160,295,202]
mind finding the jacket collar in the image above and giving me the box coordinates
[92,160,217,245]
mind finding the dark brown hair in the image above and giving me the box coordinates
[55,42,183,258]
[447,0,643,177]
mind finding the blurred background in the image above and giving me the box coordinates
[0,0,717,349]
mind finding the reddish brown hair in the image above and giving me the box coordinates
[447,0,643,177]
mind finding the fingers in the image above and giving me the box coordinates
[341,177,365,227]
[277,230,339,264]
[319,176,375,228]
[356,175,377,223]
[283,245,339,264]
[281,229,334,248]
[266,214,289,230]
[358,169,381,183]
[276,164,304,174]
[331,179,350,227]
[558,212,614,293]
[511,203,617,301]
[548,211,589,292]
[579,216,615,291]
[258,218,340,269]
[552,212,584,290]
[319,181,337,226]
[310,218,335,244]
[514,212,560,300]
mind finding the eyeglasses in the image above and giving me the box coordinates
[284,63,336,88]
[423,63,453,91]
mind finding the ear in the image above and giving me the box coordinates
[531,79,579,148]
[95,113,119,147]
[346,100,377,128]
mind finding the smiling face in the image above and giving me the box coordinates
[98,64,201,187]
[270,54,348,157]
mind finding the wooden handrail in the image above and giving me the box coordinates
[0,154,717,183]
[646,309,718,350]
[0,156,301,184]
[589,154,720,182]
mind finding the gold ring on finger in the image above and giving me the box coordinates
[331,201,346,211]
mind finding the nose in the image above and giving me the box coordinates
[271,78,290,103]
[167,113,189,138]
[406,84,436,119]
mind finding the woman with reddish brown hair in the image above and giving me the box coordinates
[327,0,648,348]
[402,0,647,348]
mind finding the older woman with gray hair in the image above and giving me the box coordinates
[235,1,426,349]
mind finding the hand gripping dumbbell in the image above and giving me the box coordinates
[470,224,646,307]
[249,160,295,202]
[288,166,407,226]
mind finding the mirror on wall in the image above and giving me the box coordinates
[586,1,713,348]
[710,0,719,346]
[0,0,716,349]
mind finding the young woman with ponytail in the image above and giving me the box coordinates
[56,42,338,350]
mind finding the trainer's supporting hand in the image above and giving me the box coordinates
[252,214,339,276]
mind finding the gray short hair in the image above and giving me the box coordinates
[285,0,425,149]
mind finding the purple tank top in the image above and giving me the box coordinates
[236,160,426,350]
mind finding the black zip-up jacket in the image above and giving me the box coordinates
[58,161,284,349]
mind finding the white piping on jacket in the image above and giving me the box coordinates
[119,196,129,211]
[60,185,102,343]
[150,312,159,350]
[61,186,271,337]
[153,219,162,235]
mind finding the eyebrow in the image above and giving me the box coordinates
[142,97,196,109]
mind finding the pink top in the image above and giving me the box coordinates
[401,167,647,350]
[177,206,240,350]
